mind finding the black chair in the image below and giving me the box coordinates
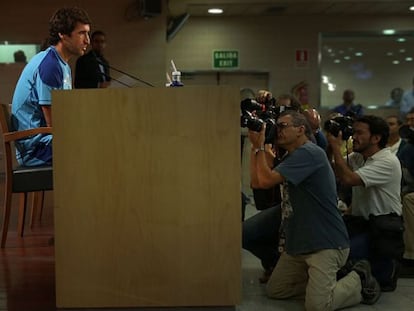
[0,103,53,247]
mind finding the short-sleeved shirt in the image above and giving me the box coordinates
[11,46,71,166]
[275,142,349,255]
[348,148,402,219]
[401,90,414,116]
[332,103,364,117]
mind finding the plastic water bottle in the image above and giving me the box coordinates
[171,71,184,87]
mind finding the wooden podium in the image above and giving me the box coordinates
[52,86,241,308]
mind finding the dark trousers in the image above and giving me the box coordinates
[242,204,281,271]
[349,232,398,289]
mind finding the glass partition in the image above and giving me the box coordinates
[0,43,40,63]
[320,32,414,110]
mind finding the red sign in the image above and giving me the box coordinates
[295,49,309,68]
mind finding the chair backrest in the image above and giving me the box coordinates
[0,103,15,184]
[0,103,11,134]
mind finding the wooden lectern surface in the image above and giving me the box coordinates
[52,86,241,308]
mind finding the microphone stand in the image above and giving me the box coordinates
[99,71,131,88]
[107,64,155,87]
[93,51,154,87]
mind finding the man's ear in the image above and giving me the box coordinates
[370,134,381,145]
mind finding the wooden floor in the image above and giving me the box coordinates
[1,182,414,311]
[0,188,55,311]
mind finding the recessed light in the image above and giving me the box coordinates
[397,37,406,42]
[406,57,413,62]
[383,29,396,35]
[409,5,414,11]
[208,8,223,14]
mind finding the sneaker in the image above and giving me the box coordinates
[380,259,400,292]
[352,260,381,305]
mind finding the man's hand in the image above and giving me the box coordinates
[248,124,266,149]
[327,130,343,151]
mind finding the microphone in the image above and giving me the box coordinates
[93,53,154,87]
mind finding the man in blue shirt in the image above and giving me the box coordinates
[401,78,414,118]
[332,89,364,117]
[11,7,91,166]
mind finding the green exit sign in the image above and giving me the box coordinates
[213,50,239,69]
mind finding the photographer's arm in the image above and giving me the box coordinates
[327,132,363,187]
[248,127,284,188]
[249,144,276,188]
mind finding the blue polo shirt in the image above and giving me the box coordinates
[11,46,71,166]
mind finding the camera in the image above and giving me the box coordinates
[323,116,354,140]
[240,97,294,144]
[240,98,277,143]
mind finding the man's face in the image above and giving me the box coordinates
[352,121,376,153]
[406,113,414,129]
[276,115,302,147]
[91,34,106,54]
[61,22,90,57]
[343,90,354,103]
[386,117,400,136]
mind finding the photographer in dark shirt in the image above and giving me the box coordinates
[247,110,379,309]
[75,30,111,88]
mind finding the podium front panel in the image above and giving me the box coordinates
[52,86,241,308]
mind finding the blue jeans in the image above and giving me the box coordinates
[242,204,281,270]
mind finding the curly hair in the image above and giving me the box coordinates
[48,7,91,45]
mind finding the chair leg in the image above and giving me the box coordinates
[17,193,28,238]
[1,189,13,248]
[30,191,44,228]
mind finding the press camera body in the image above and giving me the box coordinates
[240,97,295,144]
[323,115,354,140]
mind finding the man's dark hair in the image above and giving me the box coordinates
[386,115,403,126]
[355,115,389,148]
[48,7,91,45]
[91,30,106,40]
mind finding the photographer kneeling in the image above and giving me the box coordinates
[247,111,378,310]
[327,115,404,292]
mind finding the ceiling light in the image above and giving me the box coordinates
[406,57,413,62]
[397,37,406,42]
[355,52,363,57]
[392,60,400,64]
[208,8,223,14]
[410,6,414,11]
[383,29,396,35]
